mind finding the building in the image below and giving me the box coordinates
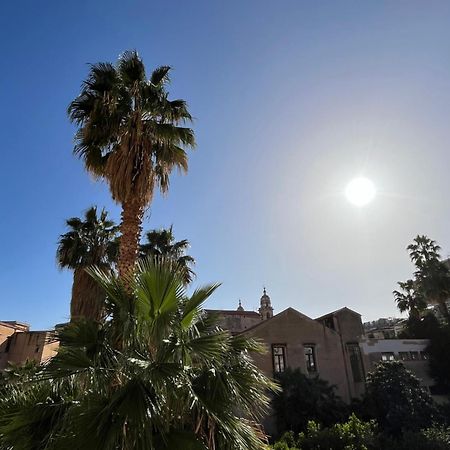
[209,289,440,406]
[208,290,366,403]
[0,321,59,370]
[363,317,406,339]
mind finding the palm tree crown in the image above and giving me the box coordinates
[140,225,195,283]
[406,235,450,321]
[57,206,118,320]
[393,279,427,320]
[68,50,195,279]
[0,259,276,449]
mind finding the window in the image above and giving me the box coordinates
[323,317,335,330]
[410,351,419,361]
[304,345,317,373]
[347,343,364,382]
[272,345,286,373]
[381,352,395,361]
[398,352,410,361]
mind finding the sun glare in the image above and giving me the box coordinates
[345,177,376,207]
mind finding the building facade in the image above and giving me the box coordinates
[208,289,439,406]
[0,321,59,370]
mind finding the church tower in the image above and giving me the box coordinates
[259,288,273,320]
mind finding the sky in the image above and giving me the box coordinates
[2,1,450,329]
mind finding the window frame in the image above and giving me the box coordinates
[272,344,287,374]
[346,342,365,383]
[303,344,317,374]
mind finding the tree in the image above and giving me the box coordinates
[427,324,450,395]
[68,51,195,280]
[407,235,450,321]
[57,206,118,320]
[364,361,436,435]
[0,258,276,449]
[393,279,427,320]
[140,225,195,284]
[272,368,348,436]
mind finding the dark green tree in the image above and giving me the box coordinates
[407,235,450,321]
[364,361,436,435]
[57,206,118,320]
[393,279,427,320]
[140,225,195,284]
[427,324,450,395]
[272,368,348,436]
[68,51,195,280]
[0,258,276,449]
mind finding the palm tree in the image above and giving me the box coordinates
[57,206,118,321]
[393,279,427,320]
[68,51,195,280]
[407,235,450,321]
[140,225,195,284]
[0,259,276,449]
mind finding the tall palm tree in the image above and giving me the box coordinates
[57,206,118,320]
[68,51,195,280]
[0,258,276,449]
[393,279,427,320]
[140,225,195,284]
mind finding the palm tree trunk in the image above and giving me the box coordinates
[71,268,104,321]
[118,197,144,280]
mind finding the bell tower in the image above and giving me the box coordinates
[259,287,273,320]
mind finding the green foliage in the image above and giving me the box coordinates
[272,414,377,450]
[57,206,118,270]
[68,50,195,205]
[399,311,440,339]
[395,235,450,322]
[399,313,450,396]
[0,258,277,449]
[428,324,450,394]
[272,368,348,436]
[140,225,195,284]
[364,361,436,435]
[272,421,450,450]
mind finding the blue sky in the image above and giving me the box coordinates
[2,1,450,329]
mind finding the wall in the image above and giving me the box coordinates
[0,330,59,370]
[243,308,352,403]
[207,310,261,333]
[358,338,438,398]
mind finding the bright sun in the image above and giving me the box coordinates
[345,177,376,207]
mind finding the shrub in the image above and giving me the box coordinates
[272,368,348,436]
[364,361,436,435]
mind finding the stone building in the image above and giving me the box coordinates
[208,289,439,406]
[208,290,366,403]
[0,321,59,370]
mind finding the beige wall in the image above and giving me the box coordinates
[329,309,366,398]
[243,308,353,403]
[208,310,262,334]
[0,330,59,370]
